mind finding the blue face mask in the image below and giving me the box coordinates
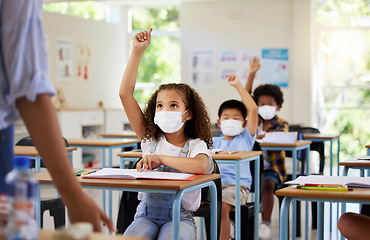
[154,110,189,133]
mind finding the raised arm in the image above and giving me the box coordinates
[119,29,152,140]
[227,74,258,136]
[245,56,260,94]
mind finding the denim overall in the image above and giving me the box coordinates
[124,139,197,240]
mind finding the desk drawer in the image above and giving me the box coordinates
[81,111,104,126]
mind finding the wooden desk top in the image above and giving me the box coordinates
[302,133,340,139]
[117,151,262,160]
[36,171,220,191]
[212,151,262,160]
[259,140,312,148]
[99,133,138,138]
[275,186,370,202]
[67,138,140,146]
[0,229,147,240]
[339,156,370,167]
[14,146,77,156]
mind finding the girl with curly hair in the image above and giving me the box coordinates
[119,28,214,240]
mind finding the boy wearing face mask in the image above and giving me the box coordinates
[246,57,288,240]
[213,75,258,240]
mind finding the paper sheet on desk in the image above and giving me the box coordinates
[82,168,198,180]
[286,175,370,188]
[261,132,298,144]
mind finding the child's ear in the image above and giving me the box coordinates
[217,119,221,128]
[277,105,281,111]
[242,120,247,127]
[186,110,193,120]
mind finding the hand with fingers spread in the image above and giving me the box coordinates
[249,56,260,74]
[133,28,152,53]
[137,154,162,172]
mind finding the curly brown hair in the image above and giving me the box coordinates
[143,83,213,148]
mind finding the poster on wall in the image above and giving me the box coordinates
[239,50,260,84]
[77,42,91,81]
[190,50,215,87]
[260,49,288,87]
[56,38,73,82]
[219,50,238,65]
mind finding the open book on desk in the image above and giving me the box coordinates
[81,168,200,181]
[261,132,298,144]
[285,175,370,188]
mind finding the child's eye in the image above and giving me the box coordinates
[170,104,178,109]
[156,104,163,109]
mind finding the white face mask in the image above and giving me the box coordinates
[220,119,244,136]
[258,105,277,120]
[154,110,189,133]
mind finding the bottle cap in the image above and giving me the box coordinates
[13,157,31,169]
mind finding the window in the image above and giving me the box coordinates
[129,6,181,103]
[43,1,113,22]
[315,0,370,158]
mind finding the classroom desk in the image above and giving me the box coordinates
[366,145,370,156]
[67,138,141,219]
[0,229,148,240]
[99,132,139,140]
[276,185,370,240]
[213,151,262,240]
[259,140,311,239]
[340,156,370,177]
[117,151,262,240]
[14,146,77,173]
[35,171,220,240]
[303,133,341,176]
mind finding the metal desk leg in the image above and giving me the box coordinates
[292,150,297,240]
[330,140,333,176]
[108,148,113,220]
[337,138,340,176]
[101,149,106,213]
[235,161,241,240]
[254,156,260,240]
[35,156,41,173]
[36,187,41,227]
[317,202,324,240]
[279,197,292,240]
[209,182,217,240]
[305,146,310,240]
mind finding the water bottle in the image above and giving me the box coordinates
[5,157,38,240]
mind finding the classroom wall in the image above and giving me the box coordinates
[180,0,314,125]
[42,7,129,109]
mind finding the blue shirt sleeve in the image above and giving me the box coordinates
[0,0,55,129]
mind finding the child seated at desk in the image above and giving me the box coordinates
[119,28,214,240]
[212,74,258,240]
[246,57,289,240]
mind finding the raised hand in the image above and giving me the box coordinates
[132,28,153,53]
[249,56,260,74]
[226,74,241,87]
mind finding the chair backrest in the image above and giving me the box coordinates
[16,136,70,147]
[249,142,264,202]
